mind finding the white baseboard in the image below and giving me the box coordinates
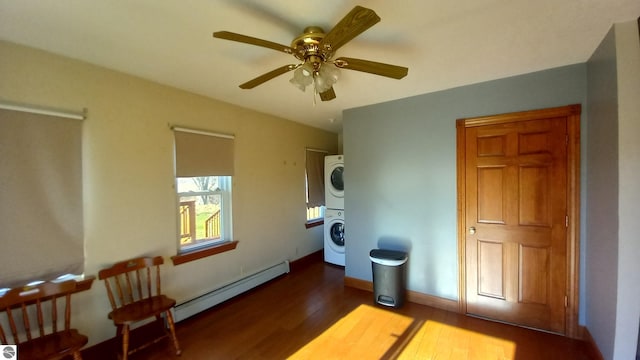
[172,260,290,322]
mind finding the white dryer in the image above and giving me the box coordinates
[324,208,345,266]
[325,155,344,210]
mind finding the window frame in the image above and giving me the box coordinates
[175,175,233,254]
[176,175,233,254]
[304,148,328,228]
[305,174,325,227]
[170,126,237,266]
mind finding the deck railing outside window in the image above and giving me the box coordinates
[179,201,196,244]
[205,209,221,239]
[179,201,221,246]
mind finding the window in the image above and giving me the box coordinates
[306,203,324,222]
[173,127,234,255]
[177,176,231,251]
[0,107,84,288]
[305,148,327,226]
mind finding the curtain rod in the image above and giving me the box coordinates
[0,102,85,120]
[171,126,235,139]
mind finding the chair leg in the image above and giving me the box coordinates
[114,325,124,360]
[165,310,182,356]
[121,324,130,360]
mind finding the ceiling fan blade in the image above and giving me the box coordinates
[213,31,294,54]
[334,57,408,79]
[239,64,298,89]
[319,87,336,101]
[320,6,380,53]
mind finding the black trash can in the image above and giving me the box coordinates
[369,249,408,308]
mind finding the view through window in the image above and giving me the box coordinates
[177,175,231,252]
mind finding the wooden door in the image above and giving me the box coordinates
[457,105,581,336]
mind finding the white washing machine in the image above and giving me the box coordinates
[324,208,345,266]
[325,155,344,210]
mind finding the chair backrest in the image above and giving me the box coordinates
[0,280,78,345]
[98,256,165,311]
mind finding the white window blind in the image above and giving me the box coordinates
[0,108,84,288]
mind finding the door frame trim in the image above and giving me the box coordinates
[456,104,581,338]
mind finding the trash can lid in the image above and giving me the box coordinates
[369,249,408,266]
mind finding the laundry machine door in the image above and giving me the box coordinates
[325,155,344,209]
[324,209,345,266]
[328,221,345,250]
[329,165,344,194]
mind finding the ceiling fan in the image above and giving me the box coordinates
[213,5,408,101]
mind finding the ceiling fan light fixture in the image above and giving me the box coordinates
[314,64,339,93]
[300,61,315,77]
[290,61,339,94]
[290,66,313,92]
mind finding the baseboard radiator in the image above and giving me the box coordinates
[172,260,290,323]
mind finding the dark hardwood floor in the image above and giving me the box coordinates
[86,256,595,359]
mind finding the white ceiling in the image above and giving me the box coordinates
[1,1,639,133]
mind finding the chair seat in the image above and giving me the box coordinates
[108,295,176,324]
[18,329,88,360]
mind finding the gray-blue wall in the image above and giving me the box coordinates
[343,64,587,303]
[586,27,619,360]
[585,20,640,360]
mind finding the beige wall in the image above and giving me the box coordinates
[0,40,338,345]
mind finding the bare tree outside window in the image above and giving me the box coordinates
[192,176,219,204]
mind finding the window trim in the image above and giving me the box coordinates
[305,218,324,229]
[171,240,239,266]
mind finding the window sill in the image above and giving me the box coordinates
[171,240,239,266]
[76,275,96,292]
[305,219,324,229]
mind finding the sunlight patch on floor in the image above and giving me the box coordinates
[288,304,414,359]
[287,304,516,359]
[396,321,516,359]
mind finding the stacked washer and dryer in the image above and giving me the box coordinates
[324,155,345,266]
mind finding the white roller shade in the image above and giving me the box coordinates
[0,108,84,288]
[174,127,234,177]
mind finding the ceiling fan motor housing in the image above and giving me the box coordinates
[292,26,331,63]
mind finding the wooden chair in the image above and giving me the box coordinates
[0,280,88,360]
[98,256,181,359]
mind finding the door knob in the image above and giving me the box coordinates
[469,227,476,235]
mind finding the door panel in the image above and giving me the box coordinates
[519,165,551,226]
[464,116,568,334]
[477,167,506,223]
[519,245,549,305]
[478,240,505,299]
